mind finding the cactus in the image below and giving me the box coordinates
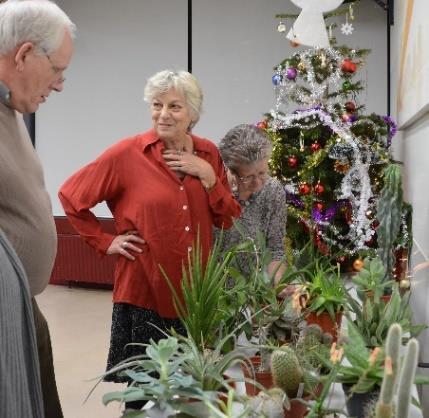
[296,324,332,370]
[375,324,420,418]
[375,323,401,418]
[247,388,286,418]
[271,346,304,397]
[395,338,419,418]
[376,164,403,281]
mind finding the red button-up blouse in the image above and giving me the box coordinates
[58,130,241,317]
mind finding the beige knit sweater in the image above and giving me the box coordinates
[0,102,57,296]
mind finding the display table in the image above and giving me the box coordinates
[225,365,423,417]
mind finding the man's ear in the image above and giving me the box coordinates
[14,42,34,71]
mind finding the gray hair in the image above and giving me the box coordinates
[144,70,203,129]
[219,124,273,171]
[0,0,76,56]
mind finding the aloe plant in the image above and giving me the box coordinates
[351,257,394,301]
[347,284,426,348]
[300,259,349,321]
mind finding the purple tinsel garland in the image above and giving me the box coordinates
[382,115,398,147]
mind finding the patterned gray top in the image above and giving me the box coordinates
[215,177,287,276]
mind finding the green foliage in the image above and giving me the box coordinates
[376,164,404,281]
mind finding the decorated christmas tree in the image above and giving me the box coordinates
[258,10,410,274]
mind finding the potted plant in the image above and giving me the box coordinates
[99,336,211,417]
[268,324,332,418]
[347,279,426,348]
[97,330,252,417]
[292,259,349,340]
[320,319,429,418]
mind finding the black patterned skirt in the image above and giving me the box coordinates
[104,302,186,383]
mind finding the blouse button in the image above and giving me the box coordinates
[183,205,188,210]
[185,226,190,232]
[179,186,184,191]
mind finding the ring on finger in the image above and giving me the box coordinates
[121,241,127,249]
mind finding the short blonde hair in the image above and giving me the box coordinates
[144,70,203,129]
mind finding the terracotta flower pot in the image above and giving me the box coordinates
[305,311,342,341]
[283,397,309,418]
[241,356,273,396]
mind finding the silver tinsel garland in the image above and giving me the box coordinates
[271,107,374,253]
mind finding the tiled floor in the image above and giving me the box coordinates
[36,285,126,418]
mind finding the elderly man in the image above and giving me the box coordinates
[0,1,75,417]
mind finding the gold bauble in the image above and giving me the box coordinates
[353,258,364,271]
[297,62,306,72]
[400,279,411,290]
[334,160,350,173]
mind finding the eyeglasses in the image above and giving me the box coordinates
[237,172,269,184]
[41,48,66,83]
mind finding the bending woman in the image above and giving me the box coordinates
[216,123,287,286]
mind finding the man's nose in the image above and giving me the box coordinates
[51,78,64,92]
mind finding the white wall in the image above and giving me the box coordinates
[390,1,429,416]
[35,0,387,216]
[36,0,187,216]
[193,0,388,142]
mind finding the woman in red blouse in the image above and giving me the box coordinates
[58,70,240,398]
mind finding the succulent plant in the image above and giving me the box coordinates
[296,324,332,371]
[270,325,331,398]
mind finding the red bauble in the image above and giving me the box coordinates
[310,141,321,152]
[314,201,324,211]
[256,120,268,129]
[314,182,324,195]
[345,101,356,112]
[341,59,357,74]
[317,240,329,255]
[365,237,376,247]
[372,219,380,229]
[298,182,311,195]
[288,155,298,168]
